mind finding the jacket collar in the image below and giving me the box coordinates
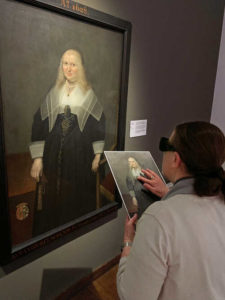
[162,177,195,200]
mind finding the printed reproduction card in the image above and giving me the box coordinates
[104,151,165,218]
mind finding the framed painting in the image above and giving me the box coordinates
[0,0,131,264]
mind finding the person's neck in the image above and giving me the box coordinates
[66,80,77,96]
[66,80,77,88]
[171,170,192,184]
[174,176,194,185]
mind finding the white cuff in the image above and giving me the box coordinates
[92,140,105,154]
[29,141,45,159]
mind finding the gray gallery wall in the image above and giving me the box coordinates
[211,7,225,170]
[211,7,225,134]
[0,0,224,299]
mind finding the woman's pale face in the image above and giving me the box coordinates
[62,52,79,83]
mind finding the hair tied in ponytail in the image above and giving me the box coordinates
[216,167,225,198]
[194,167,225,179]
[193,167,225,197]
[208,167,225,179]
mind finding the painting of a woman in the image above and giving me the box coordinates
[29,49,105,235]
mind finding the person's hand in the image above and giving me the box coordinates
[123,213,138,243]
[30,158,43,182]
[121,213,138,257]
[138,169,169,198]
[92,153,101,172]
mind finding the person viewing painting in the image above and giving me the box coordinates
[117,121,225,300]
[29,49,105,235]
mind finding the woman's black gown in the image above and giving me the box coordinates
[31,105,105,236]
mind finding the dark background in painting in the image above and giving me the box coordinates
[0,0,123,154]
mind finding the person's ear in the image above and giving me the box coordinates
[173,151,182,168]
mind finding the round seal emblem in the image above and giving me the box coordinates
[16,202,30,221]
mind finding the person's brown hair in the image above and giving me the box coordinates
[171,121,225,198]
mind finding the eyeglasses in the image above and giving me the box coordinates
[159,137,176,152]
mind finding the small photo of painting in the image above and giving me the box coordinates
[104,151,165,218]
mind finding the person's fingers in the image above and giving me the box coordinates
[143,170,153,178]
[141,169,151,175]
[126,215,130,222]
[35,170,39,182]
[140,170,150,179]
[143,183,155,193]
[125,213,138,226]
[141,169,156,180]
[31,169,36,179]
[92,163,99,172]
[130,213,138,224]
[125,215,130,225]
[145,169,159,178]
[32,168,41,182]
[138,176,154,186]
[143,183,161,197]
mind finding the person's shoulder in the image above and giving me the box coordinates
[138,196,184,230]
[83,86,94,95]
[144,193,196,218]
[142,200,169,222]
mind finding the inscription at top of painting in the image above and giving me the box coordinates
[61,0,88,15]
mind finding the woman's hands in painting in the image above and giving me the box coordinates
[138,169,169,198]
[92,153,101,172]
[121,213,138,257]
[30,158,43,182]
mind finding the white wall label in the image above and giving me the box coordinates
[130,119,147,137]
